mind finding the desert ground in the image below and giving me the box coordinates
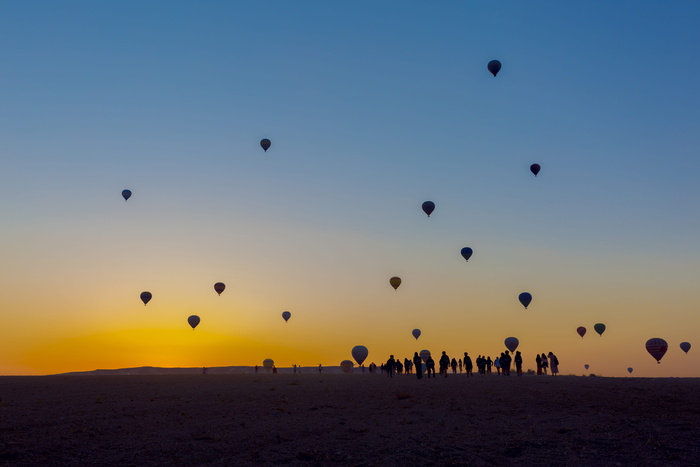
[1,373,698,466]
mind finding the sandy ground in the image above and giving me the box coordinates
[1,373,698,466]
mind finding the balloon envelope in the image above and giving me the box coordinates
[282,311,291,322]
[421,201,435,217]
[340,360,354,374]
[584,364,589,370]
[518,292,532,309]
[263,358,274,370]
[412,329,421,340]
[530,164,541,176]
[214,282,225,295]
[122,189,132,201]
[351,345,368,365]
[187,315,200,330]
[680,342,691,354]
[577,326,586,338]
[645,338,668,363]
[487,60,502,76]
[460,247,473,262]
[140,291,152,306]
[260,138,271,152]
[504,337,519,353]
[419,350,431,363]
[594,323,606,336]
[389,276,401,290]
[627,367,633,374]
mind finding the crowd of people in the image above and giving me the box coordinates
[370,351,560,378]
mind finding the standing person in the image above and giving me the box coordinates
[255,365,258,374]
[486,357,493,374]
[451,358,458,374]
[458,359,463,373]
[318,364,323,374]
[548,352,559,376]
[464,353,473,376]
[501,351,512,376]
[494,356,501,375]
[386,355,395,378]
[541,353,549,375]
[426,355,436,378]
[514,351,523,376]
[536,354,542,375]
[413,352,423,379]
[439,351,450,377]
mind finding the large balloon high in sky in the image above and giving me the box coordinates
[140,291,152,306]
[646,338,668,364]
[680,342,691,354]
[421,201,435,217]
[518,292,532,309]
[530,164,541,176]
[351,345,368,366]
[389,276,401,290]
[187,315,200,330]
[214,282,225,295]
[412,329,421,340]
[460,247,473,262]
[121,189,131,201]
[504,337,519,352]
[282,311,291,322]
[576,326,586,338]
[487,59,501,77]
[260,138,271,152]
[594,323,606,336]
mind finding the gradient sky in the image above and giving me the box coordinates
[1,2,699,376]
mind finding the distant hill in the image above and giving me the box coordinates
[56,365,371,376]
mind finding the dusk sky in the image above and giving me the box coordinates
[1,1,699,376]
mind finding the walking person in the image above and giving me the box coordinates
[386,355,395,378]
[464,352,473,376]
[413,352,423,379]
[426,355,436,378]
[514,351,523,376]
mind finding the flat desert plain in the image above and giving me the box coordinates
[1,374,698,466]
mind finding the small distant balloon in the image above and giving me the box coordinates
[530,164,541,176]
[680,342,691,354]
[187,315,200,330]
[594,323,606,336]
[460,247,473,262]
[419,350,431,363]
[282,311,291,322]
[421,201,435,217]
[504,337,519,353]
[389,276,401,290]
[627,367,634,374]
[263,358,274,371]
[518,292,532,309]
[351,345,368,366]
[584,364,589,370]
[340,360,354,374]
[260,138,271,152]
[214,282,225,295]
[140,291,152,306]
[487,60,502,77]
[412,329,421,340]
[121,189,132,201]
[645,338,668,364]
[577,326,587,338]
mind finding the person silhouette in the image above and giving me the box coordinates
[413,352,423,379]
[386,355,395,378]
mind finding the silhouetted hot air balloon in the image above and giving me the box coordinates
[646,338,668,364]
[340,360,354,374]
[412,329,421,340]
[122,189,132,201]
[260,139,271,152]
[518,292,532,309]
[422,201,435,217]
[140,291,152,306]
[214,282,225,295]
[594,323,606,336]
[188,315,200,330]
[390,276,401,290]
[460,247,473,262]
[504,337,519,352]
[351,345,368,366]
[680,342,691,354]
[487,60,502,77]
[627,367,634,374]
[263,358,274,371]
[530,164,541,176]
[419,350,431,363]
[577,327,586,338]
[282,311,291,322]
[584,364,589,370]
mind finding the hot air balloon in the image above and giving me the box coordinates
[518,292,532,309]
[594,323,606,336]
[577,327,586,338]
[282,311,291,322]
[645,338,668,364]
[340,360,354,374]
[351,345,368,366]
[504,337,519,353]
[584,364,589,370]
[390,276,401,290]
[530,164,541,176]
[421,201,435,217]
[140,291,152,306]
[263,358,274,371]
[122,189,132,201]
[419,350,431,363]
[460,247,473,262]
[487,60,501,77]
[412,329,421,340]
[260,139,271,152]
[187,315,200,330]
[680,342,691,354]
[627,367,633,374]
[214,282,225,295]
